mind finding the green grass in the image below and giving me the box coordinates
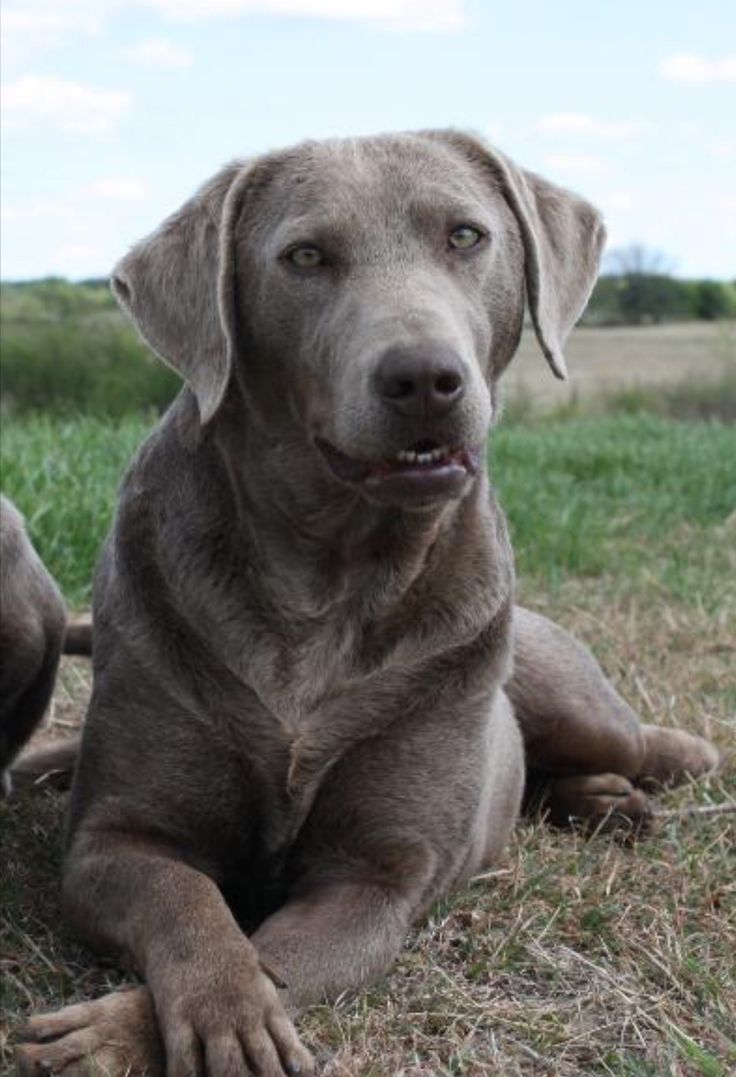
[493,414,736,608]
[0,413,152,605]
[2,411,734,612]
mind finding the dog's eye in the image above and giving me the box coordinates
[285,245,324,269]
[448,225,484,251]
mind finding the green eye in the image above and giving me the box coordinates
[286,245,324,269]
[449,225,484,251]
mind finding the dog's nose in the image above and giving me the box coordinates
[375,345,466,419]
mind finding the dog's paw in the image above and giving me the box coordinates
[15,986,163,1077]
[543,773,652,833]
[637,725,720,792]
[155,946,315,1077]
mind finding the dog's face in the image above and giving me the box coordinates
[232,136,525,505]
[112,132,605,508]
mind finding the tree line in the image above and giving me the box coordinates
[1,263,734,416]
[581,244,736,326]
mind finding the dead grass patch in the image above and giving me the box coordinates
[2,589,733,1074]
[503,321,735,421]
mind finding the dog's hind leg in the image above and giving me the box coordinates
[1,636,64,796]
[509,606,718,827]
[11,734,80,790]
[9,618,91,794]
[636,724,720,792]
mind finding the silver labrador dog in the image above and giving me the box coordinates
[17,131,717,1077]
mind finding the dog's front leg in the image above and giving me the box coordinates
[17,829,314,1077]
[252,876,418,1012]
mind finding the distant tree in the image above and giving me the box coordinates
[603,244,675,278]
[583,245,735,326]
[691,279,736,320]
[601,244,683,325]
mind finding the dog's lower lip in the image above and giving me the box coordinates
[315,437,480,488]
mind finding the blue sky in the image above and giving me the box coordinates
[2,0,734,280]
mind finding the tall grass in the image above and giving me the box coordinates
[1,281,178,417]
[0,413,152,603]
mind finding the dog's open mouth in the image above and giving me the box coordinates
[315,437,481,500]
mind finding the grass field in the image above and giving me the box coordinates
[503,322,736,419]
[1,328,735,1074]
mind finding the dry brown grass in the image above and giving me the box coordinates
[2,585,734,1075]
[504,321,735,417]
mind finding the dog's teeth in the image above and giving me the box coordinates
[396,448,454,466]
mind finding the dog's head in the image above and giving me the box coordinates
[112,131,604,507]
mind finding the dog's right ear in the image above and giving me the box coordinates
[111,161,252,425]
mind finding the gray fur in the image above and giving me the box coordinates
[16,132,717,1077]
[0,495,66,794]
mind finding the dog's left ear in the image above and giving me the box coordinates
[427,131,606,379]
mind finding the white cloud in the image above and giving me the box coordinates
[543,153,606,175]
[1,3,106,70]
[1,75,131,134]
[709,140,736,160]
[84,179,149,199]
[1,1,106,29]
[2,10,71,34]
[536,113,650,139]
[1,180,147,227]
[138,0,466,31]
[125,37,194,69]
[658,53,736,84]
[0,201,74,222]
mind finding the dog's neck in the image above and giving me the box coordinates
[210,403,477,622]
[163,391,513,731]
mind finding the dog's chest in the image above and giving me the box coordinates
[245,605,375,729]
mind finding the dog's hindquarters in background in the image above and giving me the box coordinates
[0,495,67,794]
